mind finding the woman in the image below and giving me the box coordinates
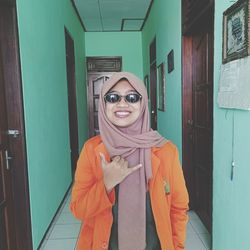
[70,72,189,250]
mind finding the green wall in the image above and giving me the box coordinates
[15,0,250,248]
[142,0,182,155]
[85,32,143,78]
[16,0,87,248]
[213,1,250,249]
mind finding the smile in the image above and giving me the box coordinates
[114,111,131,118]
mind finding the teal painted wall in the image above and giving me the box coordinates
[15,0,250,248]
[142,0,182,155]
[85,32,143,79]
[213,1,250,249]
[16,0,87,248]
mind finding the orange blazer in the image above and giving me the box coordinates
[70,135,189,250]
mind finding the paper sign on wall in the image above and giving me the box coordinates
[218,56,250,110]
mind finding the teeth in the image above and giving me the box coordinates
[115,111,130,117]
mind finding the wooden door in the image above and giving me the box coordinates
[0,48,15,250]
[192,23,213,231]
[0,3,32,249]
[87,57,122,137]
[182,5,213,232]
[149,38,157,130]
[88,73,112,137]
[65,29,79,175]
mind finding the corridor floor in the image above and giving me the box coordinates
[39,192,211,250]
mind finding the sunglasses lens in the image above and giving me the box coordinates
[105,93,120,103]
[104,93,141,103]
[126,93,141,103]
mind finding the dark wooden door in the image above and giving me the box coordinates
[0,48,15,250]
[65,29,79,175]
[0,3,32,249]
[150,38,157,130]
[87,73,112,137]
[193,24,213,232]
[182,6,213,232]
[86,57,122,137]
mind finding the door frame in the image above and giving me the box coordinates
[0,1,32,249]
[149,37,157,130]
[64,28,79,176]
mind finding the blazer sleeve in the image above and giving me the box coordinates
[170,146,189,250]
[70,142,115,220]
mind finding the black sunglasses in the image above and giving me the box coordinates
[104,92,142,104]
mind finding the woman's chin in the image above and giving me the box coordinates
[112,119,135,127]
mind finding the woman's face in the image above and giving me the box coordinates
[104,79,141,127]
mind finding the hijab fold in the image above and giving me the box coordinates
[98,72,166,250]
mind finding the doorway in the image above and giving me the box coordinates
[149,38,157,130]
[0,2,32,249]
[86,57,122,137]
[182,1,214,233]
[65,28,79,175]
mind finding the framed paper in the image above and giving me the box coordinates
[222,0,250,64]
[144,75,150,99]
[157,63,166,111]
[167,49,174,73]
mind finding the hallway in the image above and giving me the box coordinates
[39,191,211,250]
[2,0,250,249]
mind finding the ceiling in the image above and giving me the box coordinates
[73,0,153,32]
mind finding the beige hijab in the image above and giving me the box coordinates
[98,72,166,250]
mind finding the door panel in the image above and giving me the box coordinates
[192,21,213,232]
[195,167,212,226]
[195,129,212,170]
[182,5,213,232]
[88,74,112,137]
[182,36,195,208]
[195,89,209,127]
[0,49,15,250]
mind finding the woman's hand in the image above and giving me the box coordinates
[99,153,142,193]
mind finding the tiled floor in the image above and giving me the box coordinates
[39,193,81,250]
[39,193,211,250]
[186,211,211,250]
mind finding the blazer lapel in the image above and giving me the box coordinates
[149,147,161,190]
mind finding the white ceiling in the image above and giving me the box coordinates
[73,0,153,31]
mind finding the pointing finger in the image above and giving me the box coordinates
[128,164,142,173]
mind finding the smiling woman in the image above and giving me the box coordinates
[70,72,189,250]
[104,79,142,127]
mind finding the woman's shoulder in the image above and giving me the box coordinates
[154,140,178,156]
[85,135,102,145]
[81,135,102,152]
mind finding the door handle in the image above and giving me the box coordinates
[6,129,20,138]
[187,119,193,126]
[5,150,12,170]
